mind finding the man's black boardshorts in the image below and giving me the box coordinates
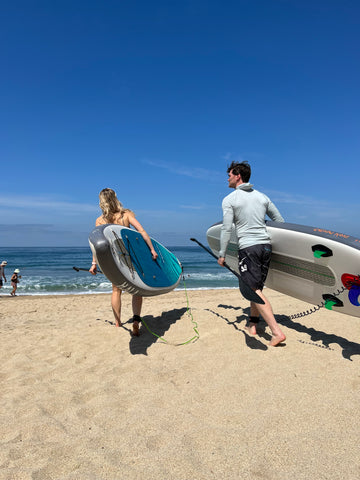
[238,244,272,291]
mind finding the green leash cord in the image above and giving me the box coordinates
[140,275,199,346]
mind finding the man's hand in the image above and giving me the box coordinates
[217,257,225,267]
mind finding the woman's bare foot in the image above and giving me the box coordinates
[115,321,122,328]
[269,333,286,346]
[132,320,140,336]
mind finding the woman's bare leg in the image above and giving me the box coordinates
[132,295,143,336]
[111,285,122,327]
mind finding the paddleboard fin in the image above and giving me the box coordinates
[322,294,344,310]
[312,244,333,258]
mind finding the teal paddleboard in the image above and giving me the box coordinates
[89,224,182,296]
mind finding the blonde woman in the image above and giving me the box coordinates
[90,188,158,335]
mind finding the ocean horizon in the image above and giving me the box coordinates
[0,246,238,296]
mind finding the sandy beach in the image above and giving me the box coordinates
[1,288,360,480]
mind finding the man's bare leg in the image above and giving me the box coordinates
[253,290,286,346]
[248,303,260,335]
[132,295,143,336]
[111,285,122,327]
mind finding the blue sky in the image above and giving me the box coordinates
[1,0,359,247]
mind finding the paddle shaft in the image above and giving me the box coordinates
[190,238,240,279]
[73,266,103,274]
[190,237,264,304]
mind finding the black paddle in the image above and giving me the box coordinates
[190,238,264,304]
[73,266,103,274]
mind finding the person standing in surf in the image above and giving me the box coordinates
[10,269,21,296]
[90,188,158,336]
[217,161,286,346]
[0,261,7,292]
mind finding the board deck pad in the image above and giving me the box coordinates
[120,229,182,288]
[270,253,335,286]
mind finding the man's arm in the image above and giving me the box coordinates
[267,200,284,222]
[218,198,234,262]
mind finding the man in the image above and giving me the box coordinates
[0,261,7,291]
[217,161,286,346]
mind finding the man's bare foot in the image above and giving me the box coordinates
[269,333,286,346]
[246,322,257,336]
[132,321,140,336]
[115,321,122,328]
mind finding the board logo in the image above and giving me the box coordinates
[341,273,360,307]
[239,259,248,273]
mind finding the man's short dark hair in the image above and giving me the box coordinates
[227,161,251,182]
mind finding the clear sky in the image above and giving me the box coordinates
[1,0,359,247]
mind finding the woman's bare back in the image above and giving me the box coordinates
[95,211,131,228]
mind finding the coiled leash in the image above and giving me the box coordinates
[139,273,199,346]
[289,286,348,319]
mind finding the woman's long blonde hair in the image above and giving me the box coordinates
[99,188,132,223]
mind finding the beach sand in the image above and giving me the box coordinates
[1,288,360,480]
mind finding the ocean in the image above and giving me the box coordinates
[0,246,238,296]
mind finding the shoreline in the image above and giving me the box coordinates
[2,288,360,479]
[0,286,241,298]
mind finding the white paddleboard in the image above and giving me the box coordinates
[207,221,360,318]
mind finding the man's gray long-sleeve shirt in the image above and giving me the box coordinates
[219,183,284,256]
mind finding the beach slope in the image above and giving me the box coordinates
[1,289,360,479]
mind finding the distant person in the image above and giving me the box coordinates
[10,269,21,296]
[217,161,286,346]
[89,188,158,335]
[0,261,7,291]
